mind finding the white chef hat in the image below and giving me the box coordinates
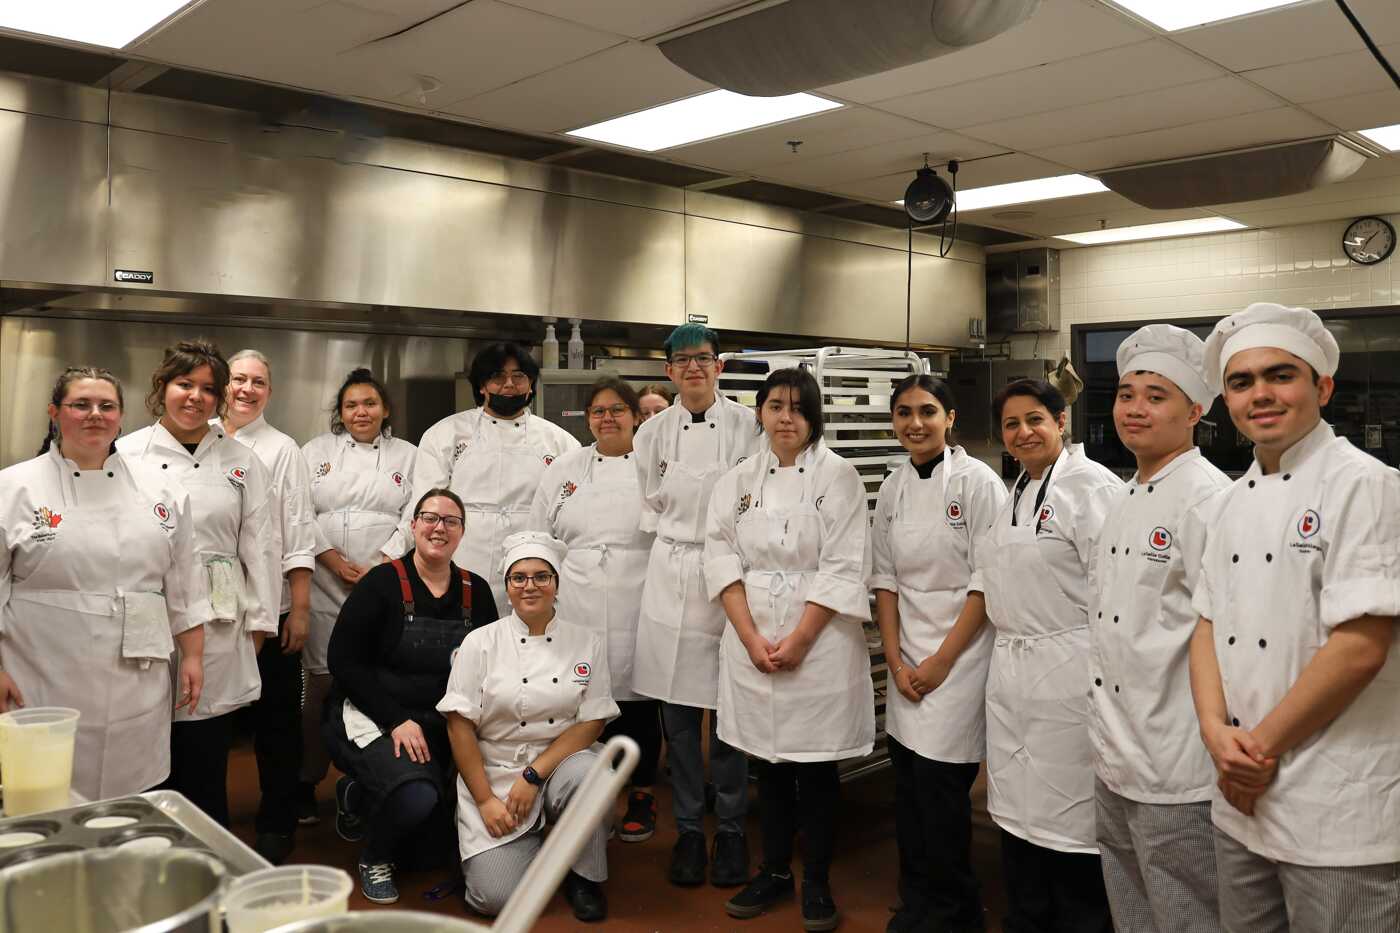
[1116,324,1214,407]
[499,531,568,578]
[1203,302,1339,392]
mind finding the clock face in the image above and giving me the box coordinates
[1342,216,1396,265]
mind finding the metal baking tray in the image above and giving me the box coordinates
[0,790,269,876]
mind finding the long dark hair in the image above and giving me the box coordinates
[38,367,124,456]
[330,367,392,437]
[755,367,824,448]
[147,339,230,420]
[890,373,958,444]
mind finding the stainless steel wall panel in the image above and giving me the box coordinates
[0,72,108,125]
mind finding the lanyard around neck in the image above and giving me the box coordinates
[1011,460,1057,534]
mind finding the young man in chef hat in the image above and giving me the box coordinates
[1090,324,1230,933]
[1190,302,1400,931]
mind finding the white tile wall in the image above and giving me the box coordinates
[1008,213,1400,360]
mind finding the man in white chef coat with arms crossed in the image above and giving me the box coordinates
[1090,324,1229,932]
[1189,302,1400,931]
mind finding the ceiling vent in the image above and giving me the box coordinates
[1099,137,1374,210]
[658,0,1042,97]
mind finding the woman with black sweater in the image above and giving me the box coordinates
[324,487,497,905]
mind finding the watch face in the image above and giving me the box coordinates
[1342,217,1396,265]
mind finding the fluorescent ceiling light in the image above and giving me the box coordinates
[566,90,842,152]
[0,0,196,48]
[929,174,1107,212]
[1058,217,1246,245]
[1358,124,1400,152]
[1109,1,1300,31]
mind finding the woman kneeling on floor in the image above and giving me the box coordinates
[324,487,498,904]
[439,531,620,923]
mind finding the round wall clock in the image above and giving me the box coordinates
[1342,216,1396,265]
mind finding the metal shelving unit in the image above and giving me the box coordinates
[718,347,930,781]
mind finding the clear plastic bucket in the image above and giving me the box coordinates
[0,707,80,816]
[224,866,354,933]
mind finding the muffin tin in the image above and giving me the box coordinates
[0,791,268,876]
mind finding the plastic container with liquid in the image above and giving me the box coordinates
[542,319,559,369]
[224,866,354,933]
[0,707,79,816]
[567,318,584,369]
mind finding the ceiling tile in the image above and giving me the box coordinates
[755,131,1008,189]
[664,107,936,173]
[1241,44,1400,104]
[829,153,1078,203]
[443,43,710,133]
[958,190,1138,224]
[873,39,1223,130]
[820,0,1151,104]
[961,76,1282,152]
[1225,194,1400,230]
[1300,90,1400,131]
[1169,1,1367,72]
[1033,206,1217,239]
[1031,107,1335,171]
[498,0,750,40]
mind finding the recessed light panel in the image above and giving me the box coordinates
[566,90,842,152]
[0,1,197,49]
[1359,124,1400,152]
[1059,217,1246,245]
[949,174,1108,212]
[1108,1,1301,31]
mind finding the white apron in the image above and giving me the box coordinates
[981,460,1098,854]
[634,414,739,709]
[542,448,650,700]
[450,411,555,612]
[305,436,414,674]
[716,462,874,763]
[3,463,178,799]
[882,449,996,764]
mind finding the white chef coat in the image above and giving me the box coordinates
[121,423,281,721]
[219,415,318,615]
[301,430,417,674]
[704,442,875,762]
[0,446,204,799]
[437,611,619,862]
[1089,447,1229,804]
[973,443,1121,853]
[632,397,762,708]
[872,447,1008,763]
[530,444,652,700]
[1193,420,1400,867]
[396,409,579,612]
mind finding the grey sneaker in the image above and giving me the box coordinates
[358,861,399,905]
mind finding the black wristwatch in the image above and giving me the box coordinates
[522,766,545,787]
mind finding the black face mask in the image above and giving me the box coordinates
[487,391,531,417]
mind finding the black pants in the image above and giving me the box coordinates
[251,613,303,835]
[1000,828,1112,933]
[600,699,662,787]
[168,713,236,826]
[888,739,984,930]
[757,759,840,882]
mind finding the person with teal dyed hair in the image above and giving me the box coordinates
[633,322,763,889]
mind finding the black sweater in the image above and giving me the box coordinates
[326,552,498,731]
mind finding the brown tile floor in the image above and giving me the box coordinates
[227,744,1008,931]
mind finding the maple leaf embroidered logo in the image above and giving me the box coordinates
[560,481,578,500]
[658,460,668,477]
[33,506,61,530]
[315,462,332,478]
[736,493,752,517]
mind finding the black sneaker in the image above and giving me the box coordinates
[296,781,320,826]
[725,867,794,919]
[802,877,840,932]
[618,790,656,843]
[335,776,365,843]
[669,831,707,886]
[710,831,749,887]
[563,870,608,922]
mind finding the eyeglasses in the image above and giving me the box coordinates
[668,353,717,369]
[507,571,556,588]
[415,511,464,530]
[63,400,121,415]
[488,371,531,386]
[587,404,630,420]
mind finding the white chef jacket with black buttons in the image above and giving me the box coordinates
[1193,420,1400,867]
[121,423,282,720]
[437,611,619,862]
[1089,447,1229,803]
[302,430,418,674]
[220,415,318,615]
[0,446,204,799]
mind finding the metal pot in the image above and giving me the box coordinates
[269,911,488,932]
[0,847,227,932]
